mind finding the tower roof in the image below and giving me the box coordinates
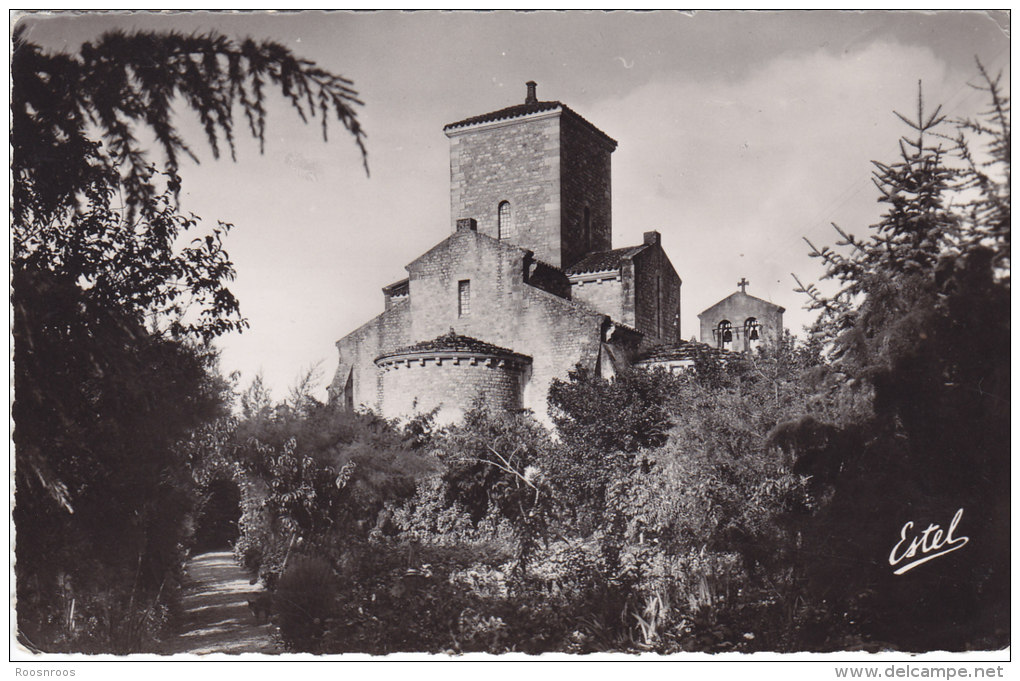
[443,82,617,149]
[444,99,563,131]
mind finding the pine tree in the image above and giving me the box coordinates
[954,60,1010,278]
[788,71,1010,650]
[795,83,959,374]
[12,27,368,341]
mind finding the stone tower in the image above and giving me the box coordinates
[331,83,688,423]
[444,81,617,270]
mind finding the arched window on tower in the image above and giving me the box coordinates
[744,317,761,352]
[498,201,513,240]
[716,320,733,351]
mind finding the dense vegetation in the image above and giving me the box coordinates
[12,28,365,652]
[13,24,1008,655]
[223,68,1008,654]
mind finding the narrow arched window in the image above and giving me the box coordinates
[745,317,761,352]
[717,320,733,351]
[498,201,512,240]
[458,280,471,317]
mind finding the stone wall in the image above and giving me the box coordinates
[568,234,682,347]
[327,298,411,412]
[698,292,784,351]
[570,274,624,322]
[447,113,562,265]
[559,111,615,270]
[405,229,607,421]
[516,284,607,421]
[378,356,526,422]
[446,108,616,271]
[631,233,683,344]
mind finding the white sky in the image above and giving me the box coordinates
[16,10,1010,400]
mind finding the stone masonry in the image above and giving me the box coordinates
[566,230,682,345]
[445,81,616,270]
[698,286,785,353]
[376,333,531,423]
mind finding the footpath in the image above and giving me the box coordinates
[163,551,283,655]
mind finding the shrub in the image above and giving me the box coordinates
[229,403,436,585]
[432,409,558,573]
[274,554,340,652]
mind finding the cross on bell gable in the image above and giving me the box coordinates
[738,277,749,293]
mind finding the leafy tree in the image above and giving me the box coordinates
[240,372,274,421]
[433,410,558,572]
[230,397,436,582]
[12,26,369,651]
[547,367,681,528]
[13,26,368,342]
[549,366,678,456]
[286,362,327,417]
[14,164,246,347]
[13,266,232,651]
[507,340,827,651]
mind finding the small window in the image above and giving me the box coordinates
[498,201,512,240]
[458,280,471,317]
[717,320,733,350]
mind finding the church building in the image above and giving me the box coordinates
[328,82,686,422]
[698,278,785,353]
[328,82,782,422]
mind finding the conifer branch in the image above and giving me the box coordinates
[12,28,369,229]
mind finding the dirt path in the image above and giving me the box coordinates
[165,551,283,655]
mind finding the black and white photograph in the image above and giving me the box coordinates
[9,9,1011,671]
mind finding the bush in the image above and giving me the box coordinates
[549,366,680,456]
[388,477,514,545]
[274,554,340,652]
[229,403,436,586]
[432,409,558,573]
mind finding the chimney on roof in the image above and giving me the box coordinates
[643,230,661,246]
[456,217,478,232]
[525,81,538,104]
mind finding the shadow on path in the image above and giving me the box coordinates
[164,551,283,655]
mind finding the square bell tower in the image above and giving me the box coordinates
[443,82,618,270]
